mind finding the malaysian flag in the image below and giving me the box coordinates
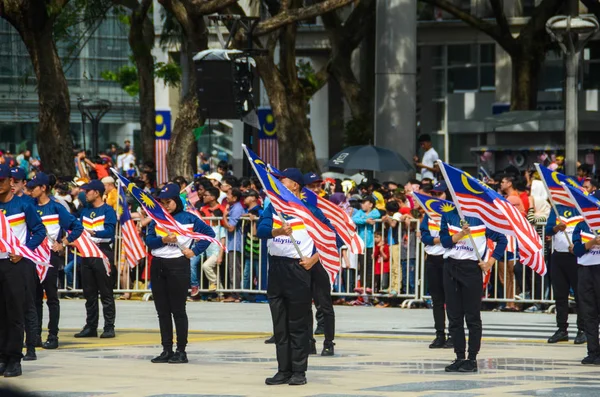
[535,163,583,208]
[155,110,171,185]
[118,183,146,268]
[113,171,223,248]
[257,107,279,169]
[243,144,341,284]
[71,231,112,275]
[412,192,455,224]
[562,183,600,231]
[0,211,51,280]
[439,161,546,276]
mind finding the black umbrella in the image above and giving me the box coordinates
[327,145,413,172]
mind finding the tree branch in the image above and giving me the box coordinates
[189,0,238,14]
[519,0,563,42]
[304,62,329,97]
[488,0,512,41]
[419,0,514,52]
[254,0,353,36]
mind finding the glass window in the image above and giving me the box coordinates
[432,101,445,132]
[433,45,445,67]
[584,63,600,89]
[433,69,445,98]
[448,44,476,66]
[450,134,478,164]
[448,67,478,92]
[480,44,495,63]
[539,56,564,91]
[480,65,495,90]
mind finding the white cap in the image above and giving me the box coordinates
[101,176,115,184]
[206,172,222,182]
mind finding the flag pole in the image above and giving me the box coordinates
[436,160,483,263]
[534,163,572,246]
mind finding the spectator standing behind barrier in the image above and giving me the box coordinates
[545,205,586,345]
[373,230,390,294]
[439,209,507,373]
[400,207,418,295]
[352,195,381,292]
[241,190,263,299]
[572,221,600,365]
[0,164,46,377]
[201,209,226,292]
[102,176,118,211]
[74,180,117,340]
[145,183,215,364]
[381,201,401,295]
[28,173,84,350]
[222,188,245,302]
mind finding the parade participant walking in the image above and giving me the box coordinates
[145,183,215,364]
[545,205,586,344]
[304,172,335,356]
[439,209,507,373]
[0,164,46,377]
[75,180,117,339]
[572,221,600,364]
[28,173,84,349]
[257,168,341,386]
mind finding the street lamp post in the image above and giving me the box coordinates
[77,99,112,157]
[546,6,598,176]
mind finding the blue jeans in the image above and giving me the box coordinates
[190,254,202,288]
[401,258,416,295]
[65,256,80,289]
[243,257,259,291]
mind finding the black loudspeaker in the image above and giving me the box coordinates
[194,55,255,120]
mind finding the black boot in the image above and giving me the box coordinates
[429,335,445,349]
[574,331,587,345]
[265,335,276,344]
[23,347,37,361]
[35,335,43,348]
[100,329,115,339]
[151,350,173,363]
[458,359,478,373]
[445,358,465,372]
[309,340,317,355]
[42,335,59,350]
[321,342,335,356]
[289,371,307,386]
[74,328,97,338]
[168,350,188,364]
[547,329,569,344]
[265,371,292,385]
[3,361,22,378]
[314,325,325,335]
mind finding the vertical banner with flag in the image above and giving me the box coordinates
[257,107,278,169]
[155,109,171,185]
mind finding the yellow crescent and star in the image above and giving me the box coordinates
[551,172,561,185]
[267,173,280,195]
[461,174,483,194]
[424,199,437,214]
[155,114,166,138]
[263,113,276,137]
[140,192,156,209]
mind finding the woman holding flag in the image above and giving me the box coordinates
[28,172,84,350]
[145,183,215,364]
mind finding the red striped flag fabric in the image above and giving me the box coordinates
[440,161,546,276]
[535,164,582,208]
[71,231,111,275]
[259,139,279,170]
[563,183,600,231]
[0,211,51,280]
[302,188,364,254]
[119,184,146,268]
[155,139,169,186]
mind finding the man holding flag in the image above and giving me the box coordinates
[563,184,600,364]
[0,163,46,377]
[536,165,586,345]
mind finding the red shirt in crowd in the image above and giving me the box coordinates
[373,244,390,275]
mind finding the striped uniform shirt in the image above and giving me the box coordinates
[545,205,583,253]
[573,221,600,266]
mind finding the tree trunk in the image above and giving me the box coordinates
[1,3,75,176]
[255,54,319,172]
[23,22,74,175]
[510,46,544,111]
[129,3,155,163]
[167,94,198,179]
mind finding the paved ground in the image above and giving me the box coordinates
[2,300,598,397]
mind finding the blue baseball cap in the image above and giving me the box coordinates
[276,168,305,187]
[10,167,26,181]
[0,164,10,179]
[26,172,49,189]
[80,179,105,194]
[432,181,447,193]
[157,183,180,199]
[303,172,322,185]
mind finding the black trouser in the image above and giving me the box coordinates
[36,254,61,337]
[21,258,40,349]
[358,248,374,290]
[444,258,482,359]
[578,265,600,356]
[309,262,335,345]
[0,258,26,362]
[551,252,583,332]
[268,255,312,373]
[81,246,116,331]
[151,256,190,352]
[426,254,446,337]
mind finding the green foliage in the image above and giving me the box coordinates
[101,61,182,97]
[159,7,183,50]
[297,59,324,99]
[344,116,373,146]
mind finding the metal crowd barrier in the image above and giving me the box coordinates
[57,216,559,311]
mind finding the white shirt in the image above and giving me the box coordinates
[121,153,135,171]
[267,214,314,258]
[421,148,439,180]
